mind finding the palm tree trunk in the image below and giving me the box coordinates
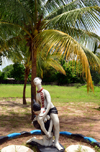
[31,42,37,120]
[23,67,30,105]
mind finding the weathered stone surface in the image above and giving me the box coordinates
[1,145,34,152]
[65,145,95,152]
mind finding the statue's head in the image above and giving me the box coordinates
[33,102,41,111]
[33,102,41,115]
[33,77,42,86]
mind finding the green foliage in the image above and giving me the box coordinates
[91,69,100,84]
[1,60,85,84]
[2,60,100,85]
[42,67,57,83]
[57,61,84,84]
[12,63,25,81]
[37,51,66,78]
[27,73,31,82]
[1,63,32,81]
[0,71,7,80]
[3,64,14,78]
[42,60,84,84]
[1,63,25,81]
[95,146,100,152]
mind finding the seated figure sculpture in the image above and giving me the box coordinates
[27,102,53,146]
[27,77,63,150]
[33,102,53,139]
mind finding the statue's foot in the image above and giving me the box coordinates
[54,142,63,150]
[26,137,36,144]
[26,138,32,144]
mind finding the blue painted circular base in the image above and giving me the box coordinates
[0,130,100,149]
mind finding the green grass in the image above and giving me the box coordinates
[45,85,100,104]
[0,84,31,98]
[0,84,100,104]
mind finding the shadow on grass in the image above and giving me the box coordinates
[59,115,100,134]
[93,107,100,111]
[0,100,30,108]
[0,113,32,130]
[0,100,33,136]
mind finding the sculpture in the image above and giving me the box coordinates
[27,77,63,151]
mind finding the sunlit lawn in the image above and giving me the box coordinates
[0,84,100,105]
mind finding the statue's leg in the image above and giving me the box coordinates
[48,119,53,138]
[26,137,43,145]
[42,135,53,146]
[26,135,53,147]
[51,114,63,150]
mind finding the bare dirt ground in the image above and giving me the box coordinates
[0,98,100,151]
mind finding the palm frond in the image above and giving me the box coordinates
[0,21,32,39]
[46,6,100,32]
[80,0,100,7]
[0,0,33,25]
[45,0,78,19]
[55,25,100,43]
[45,59,66,75]
[35,29,96,92]
[44,0,100,16]
[81,45,100,72]
[37,49,66,78]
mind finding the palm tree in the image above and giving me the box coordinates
[0,0,100,118]
[0,27,65,105]
[6,38,65,105]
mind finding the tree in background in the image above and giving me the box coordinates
[12,63,25,81]
[2,63,25,81]
[4,38,65,104]
[2,64,14,78]
[7,40,31,105]
[0,71,7,80]
[0,0,100,118]
[42,59,84,84]
[1,60,84,85]
[56,60,84,85]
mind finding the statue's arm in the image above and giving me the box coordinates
[37,117,49,136]
[48,119,53,135]
[36,94,41,105]
[43,90,51,118]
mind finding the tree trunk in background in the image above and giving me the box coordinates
[23,67,30,105]
[31,43,37,120]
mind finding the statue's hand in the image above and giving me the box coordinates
[39,112,47,119]
[39,113,44,117]
[47,132,52,138]
[44,115,50,123]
